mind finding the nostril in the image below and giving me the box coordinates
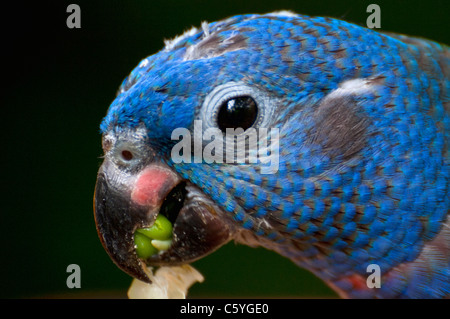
[121,150,134,161]
[160,182,187,225]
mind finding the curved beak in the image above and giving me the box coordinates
[94,159,152,282]
[94,157,235,283]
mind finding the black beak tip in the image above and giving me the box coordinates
[111,251,152,284]
[94,168,152,284]
[95,211,152,284]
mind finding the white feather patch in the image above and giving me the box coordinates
[164,26,199,52]
[267,10,299,18]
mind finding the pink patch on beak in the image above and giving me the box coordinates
[131,166,179,207]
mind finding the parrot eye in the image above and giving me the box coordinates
[217,96,258,132]
[200,81,276,135]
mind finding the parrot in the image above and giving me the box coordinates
[94,11,449,298]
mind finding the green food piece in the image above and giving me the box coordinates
[136,214,173,240]
[134,232,158,259]
[134,214,173,258]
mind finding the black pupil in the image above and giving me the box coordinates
[217,96,258,132]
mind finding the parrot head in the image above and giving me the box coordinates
[94,15,286,282]
[94,13,368,283]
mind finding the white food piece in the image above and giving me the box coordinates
[127,264,204,299]
[151,239,172,251]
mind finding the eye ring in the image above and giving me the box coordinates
[200,81,275,135]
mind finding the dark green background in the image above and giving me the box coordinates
[3,0,448,298]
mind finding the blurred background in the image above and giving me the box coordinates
[2,0,448,298]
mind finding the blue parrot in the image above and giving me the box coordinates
[94,12,449,298]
